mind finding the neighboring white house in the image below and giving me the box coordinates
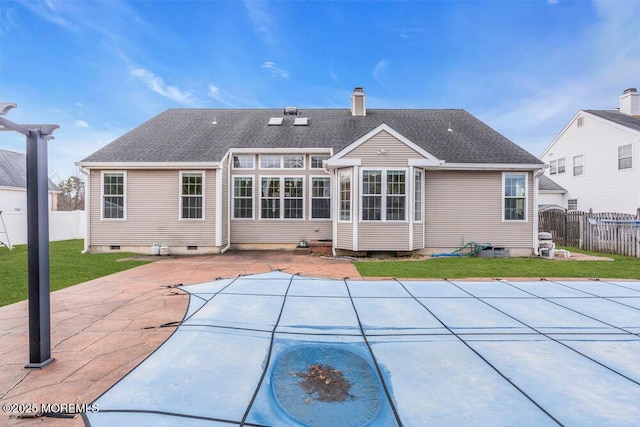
[537,174,567,211]
[0,149,59,212]
[540,88,640,214]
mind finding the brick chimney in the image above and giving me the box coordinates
[350,87,366,116]
[620,88,639,116]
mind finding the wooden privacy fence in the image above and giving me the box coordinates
[539,209,640,258]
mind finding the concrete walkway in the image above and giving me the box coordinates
[0,251,359,426]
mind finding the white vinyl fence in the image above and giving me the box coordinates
[1,210,86,246]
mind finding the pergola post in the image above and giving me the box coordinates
[0,103,58,368]
[25,129,55,368]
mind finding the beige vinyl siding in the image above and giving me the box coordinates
[336,222,353,250]
[413,223,424,249]
[90,169,217,247]
[358,223,410,251]
[424,170,533,249]
[343,130,422,167]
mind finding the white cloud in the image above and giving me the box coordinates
[74,120,89,128]
[547,0,559,5]
[261,62,289,79]
[244,0,276,46]
[130,67,195,105]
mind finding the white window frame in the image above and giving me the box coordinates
[283,155,305,169]
[573,155,584,176]
[259,154,305,170]
[232,176,254,220]
[502,172,528,222]
[101,171,127,221]
[179,171,205,221]
[414,169,423,223]
[568,198,578,211]
[338,170,352,222]
[549,159,557,175]
[557,157,566,174]
[310,155,331,169]
[310,176,332,220]
[618,144,633,170]
[232,155,254,169]
[360,168,408,222]
[259,176,305,220]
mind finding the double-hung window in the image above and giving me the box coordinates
[233,177,253,219]
[618,144,632,170]
[181,172,204,219]
[362,171,382,220]
[311,177,331,219]
[102,172,125,219]
[503,173,527,221]
[362,170,406,221]
[260,177,304,219]
[573,155,584,176]
[284,177,303,218]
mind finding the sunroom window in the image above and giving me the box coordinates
[362,170,406,221]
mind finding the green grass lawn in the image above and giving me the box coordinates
[354,248,640,279]
[0,239,150,307]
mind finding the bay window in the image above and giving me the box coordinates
[361,170,406,221]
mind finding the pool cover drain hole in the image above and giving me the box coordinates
[271,346,383,427]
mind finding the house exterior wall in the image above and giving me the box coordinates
[541,112,640,214]
[424,170,534,255]
[229,153,333,248]
[538,191,566,208]
[88,169,218,253]
[337,130,427,252]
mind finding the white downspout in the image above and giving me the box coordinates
[220,151,232,254]
[78,166,90,253]
[533,169,544,256]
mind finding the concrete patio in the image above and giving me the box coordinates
[2,252,640,426]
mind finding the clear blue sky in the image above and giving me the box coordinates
[1,0,638,180]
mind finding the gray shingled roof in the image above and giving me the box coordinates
[80,108,543,165]
[0,149,59,191]
[585,110,640,132]
[538,175,566,192]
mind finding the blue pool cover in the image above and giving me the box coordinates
[85,271,640,426]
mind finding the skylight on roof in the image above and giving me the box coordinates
[293,117,309,126]
[268,117,284,126]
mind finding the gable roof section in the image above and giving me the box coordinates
[328,123,441,167]
[79,108,543,166]
[538,175,566,193]
[0,149,59,191]
[584,110,640,132]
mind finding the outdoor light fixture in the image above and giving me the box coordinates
[0,102,59,369]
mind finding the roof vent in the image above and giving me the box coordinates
[293,117,309,126]
[268,117,284,126]
[283,106,298,116]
